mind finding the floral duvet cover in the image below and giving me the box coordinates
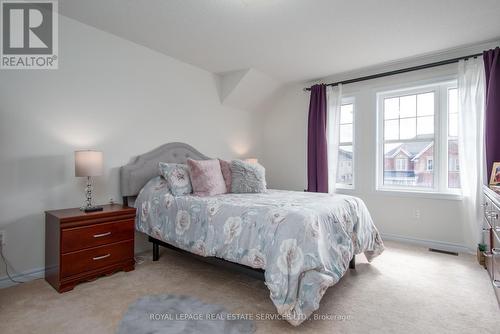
[135,176,384,325]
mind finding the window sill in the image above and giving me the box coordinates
[335,184,354,190]
[375,188,462,201]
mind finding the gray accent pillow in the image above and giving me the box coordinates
[230,160,267,193]
[158,162,192,196]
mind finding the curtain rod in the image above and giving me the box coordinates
[303,52,484,91]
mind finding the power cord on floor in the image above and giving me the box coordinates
[0,247,41,284]
[0,247,26,284]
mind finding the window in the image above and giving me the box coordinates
[426,158,433,171]
[336,99,354,188]
[396,158,408,171]
[377,81,460,194]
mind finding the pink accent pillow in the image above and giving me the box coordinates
[218,159,232,193]
[187,159,227,196]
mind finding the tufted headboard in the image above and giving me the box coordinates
[120,142,209,205]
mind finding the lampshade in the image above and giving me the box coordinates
[244,158,258,164]
[75,150,103,177]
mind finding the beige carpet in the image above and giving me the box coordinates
[0,241,498,334]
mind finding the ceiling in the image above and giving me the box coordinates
[59,0,500,83]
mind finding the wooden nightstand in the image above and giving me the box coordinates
[45,204,136,293]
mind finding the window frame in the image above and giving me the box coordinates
[335,97,355,190]
[446,87,460,190]
[376,80,460,195]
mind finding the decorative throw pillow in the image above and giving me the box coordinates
[218,159,232,193]
[187,159,227,196]
[230,160,267,193]
[158,162,192,196]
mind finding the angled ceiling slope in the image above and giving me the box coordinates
[218,69,280,112]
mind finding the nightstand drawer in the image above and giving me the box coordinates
[61,219,134,253]
[61,240,134,278]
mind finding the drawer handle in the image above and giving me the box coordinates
[93,254,111,261]
[93,232,111,238]
[493,280,500,288]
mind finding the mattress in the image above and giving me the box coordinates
[135,176,384,325]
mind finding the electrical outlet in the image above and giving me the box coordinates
[0,230,5,247]
[413,209,421,220]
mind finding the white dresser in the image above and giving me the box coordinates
[483,185,500,304]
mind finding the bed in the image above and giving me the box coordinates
[120,142,384,326]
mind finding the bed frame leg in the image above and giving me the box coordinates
[151,237,160,261]
[349,256,356,269]
[153,243,159,261]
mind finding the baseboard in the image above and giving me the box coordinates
[1,236,471,288]
[0,267,45,289]
[381,232,473,255]
[0,250,150,289]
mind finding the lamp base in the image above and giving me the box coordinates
[81,206,103,213]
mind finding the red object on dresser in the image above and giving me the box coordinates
[45,204,136,293]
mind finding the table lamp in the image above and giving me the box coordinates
[75,150,103,212]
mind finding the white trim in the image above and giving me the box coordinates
[381,233,473,254]
[376,188,462,200]
[0,267,45,289]
[336,183,354,190]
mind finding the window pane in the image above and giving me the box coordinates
[448,88,458,114]
[417,92,434,116]
[400,118,416,140]
[340,104,353,124]
[417,116,434,137]
[337,145,353,185]
[340,124,353,143]
[384,97,399,119]
[448,139,460,188]
[384,141,434,188]
[448,113,458,137]
[400,95,416,118]
[385,120,399,140]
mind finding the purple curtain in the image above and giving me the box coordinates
[484,47,500,178]
[307,84,328,193]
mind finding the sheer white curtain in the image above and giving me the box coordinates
[327,84,342,193]
[458,58,486,251]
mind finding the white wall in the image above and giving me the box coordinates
[260,65,473,253]
[0,16,260,282]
